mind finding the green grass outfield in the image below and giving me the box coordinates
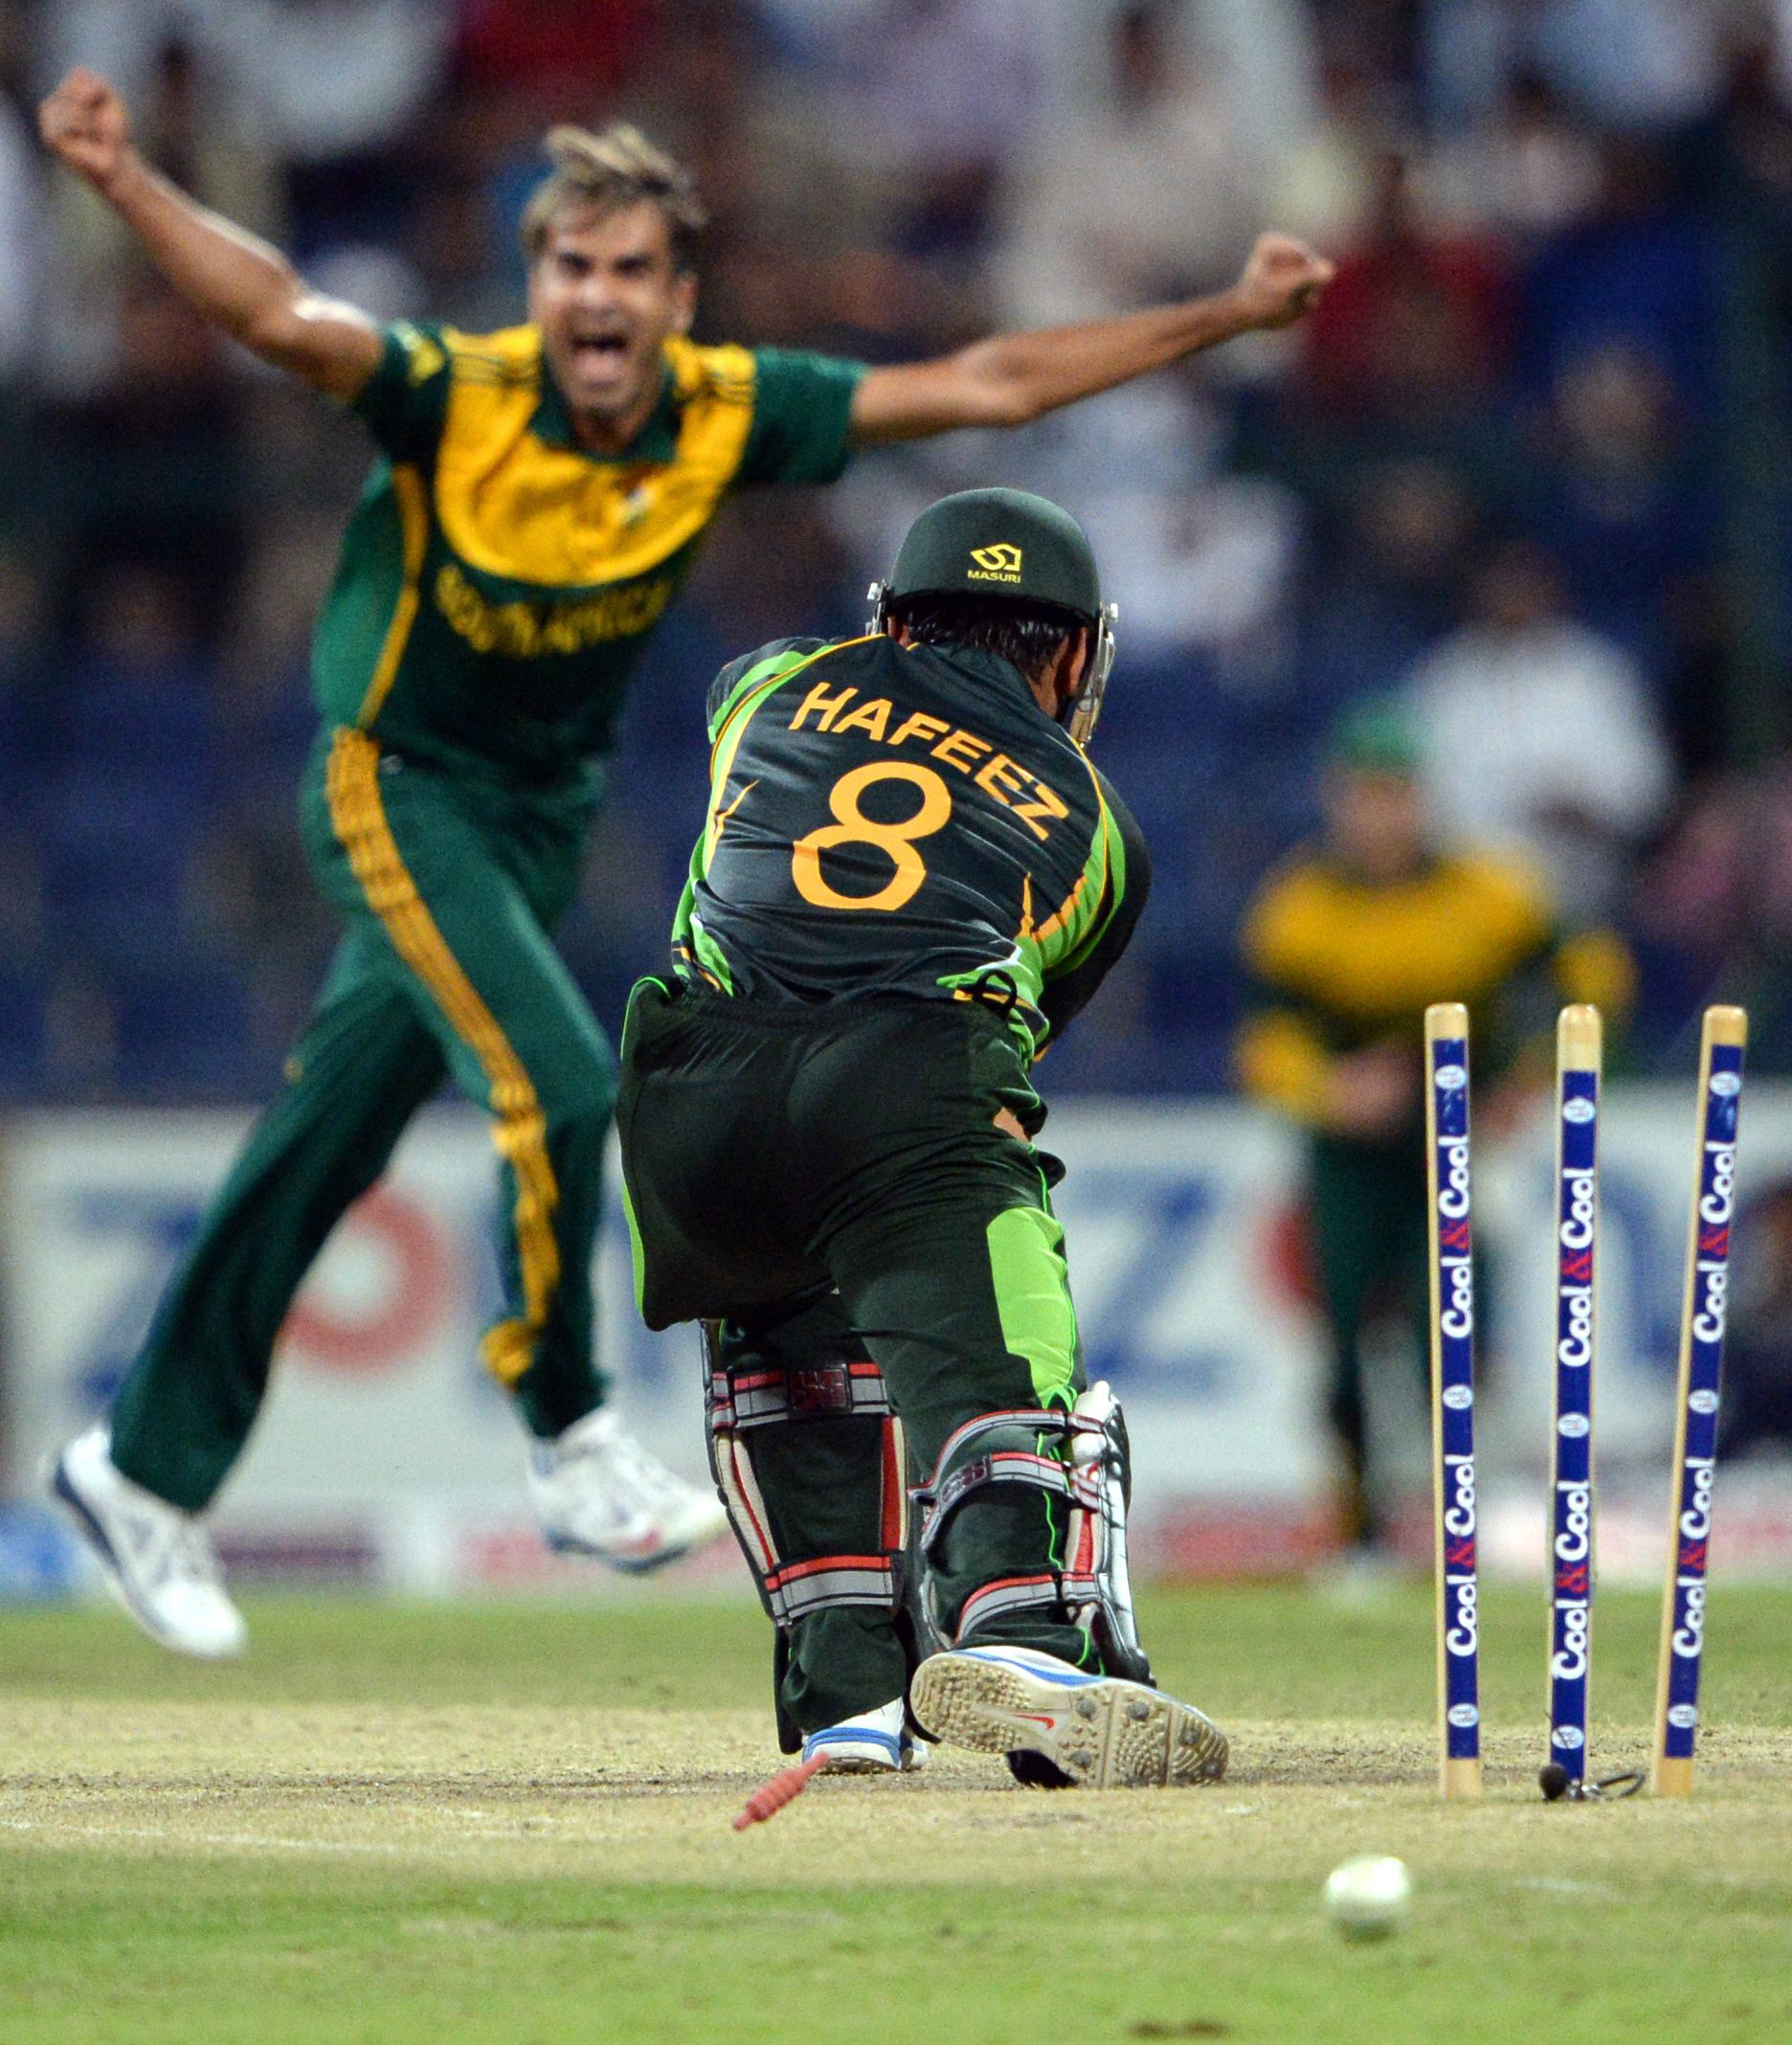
[2,1585,1788,2043]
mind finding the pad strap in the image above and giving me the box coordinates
[709,1357,892,1433]
[914,1407,1101,1557]
[954,1572,1062,1641]
[766,1554,897,1624]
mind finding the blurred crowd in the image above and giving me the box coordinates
[5,0,1792,1100]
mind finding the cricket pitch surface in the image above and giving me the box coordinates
[3,1586,1788,2042]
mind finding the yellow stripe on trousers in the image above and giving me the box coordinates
[325,729,559,1384]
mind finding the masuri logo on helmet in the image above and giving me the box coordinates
[868,486,1119,747]
[968,544,1023,582]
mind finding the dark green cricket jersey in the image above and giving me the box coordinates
[670,634,1150,1057]
[313,323,864,783]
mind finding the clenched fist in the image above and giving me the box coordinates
[39,67,136,195]
[1232,233,1335,332]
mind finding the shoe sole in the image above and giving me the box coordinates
[47,1455,242,1661]
[810,1749,904,1774]
[799,1730,927,1774]
[543,1526,718,1575]
[543,1504,731,1575]
[909,1653,1227,1788]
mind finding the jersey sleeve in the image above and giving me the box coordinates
[1038,770,1152,1044]
[705,638,828,738]
[737,348,866,486]
[1238,859,1320,1000]
[347,320,454,461]
[1230,861,1339,1122]
[1234,1008,1335,1122]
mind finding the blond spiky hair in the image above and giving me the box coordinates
[519,124,707,271]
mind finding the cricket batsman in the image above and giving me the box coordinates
[618,486,1226,1787]
[37,66,1331,1660]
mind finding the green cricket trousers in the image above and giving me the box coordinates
[107,727,616,1511]
[616,978,1136,1746]
[1307,1130,1431,1545]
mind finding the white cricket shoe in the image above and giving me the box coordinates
[528,1408,728,1572]
[800,1698,928,1774]
[48,1426,246,1660]
[909,1645,1227,1788]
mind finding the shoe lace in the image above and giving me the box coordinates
[574,1426,689,1511]
[170,1521,225,1587]
[136,1511,224,1592]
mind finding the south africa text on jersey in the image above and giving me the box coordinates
[436,561,677,659]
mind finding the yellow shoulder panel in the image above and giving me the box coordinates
[1240,860,1332,980]
[667,334,756,400]
[1448,849,1554,949]
[432,331,759,589]
[440,324,542,383]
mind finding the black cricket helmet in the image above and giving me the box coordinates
[867,486,1119,746]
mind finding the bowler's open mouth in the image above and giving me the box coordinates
[570,327,632,376]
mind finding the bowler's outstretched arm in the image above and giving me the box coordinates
[849,233,1333,443]
[39,66,381,398]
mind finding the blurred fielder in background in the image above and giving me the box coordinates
[1234,700,1631,1582]
[35,64,1331,1657]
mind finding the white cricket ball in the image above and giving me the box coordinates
[1323,1854,1412,1941]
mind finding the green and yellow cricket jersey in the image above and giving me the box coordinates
[312,323,864,782]
[1235,847,1633,1124]
[669,634,1151,1062]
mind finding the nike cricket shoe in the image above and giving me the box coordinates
[909,1645,1228,1789]
[528,1408,728,1572]
[800,1698,929,1774]
[48,1426,246,1659]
